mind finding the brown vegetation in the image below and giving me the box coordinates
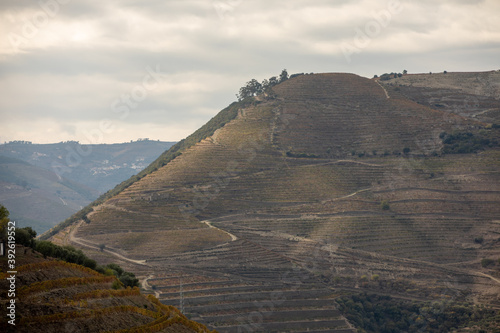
[0,246,216,333]
[46,72,500,331]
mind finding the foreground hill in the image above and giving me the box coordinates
[47,72,500,331]
[0,140,175,232]
[0,246,215,333]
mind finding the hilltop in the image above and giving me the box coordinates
[46,71,500,331]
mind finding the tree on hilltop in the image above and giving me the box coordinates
[279,69,289,83]
[237,79,263,100]
[236,69,289,101]
[268,76,279,86]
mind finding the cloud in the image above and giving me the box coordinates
[0,0,499,143]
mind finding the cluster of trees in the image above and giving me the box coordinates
[35,240,98,269]
[336,293,500,333]
[104,263,140,288]
[374,70,407,80]
[0,205,9,241]
[4,140,33,145]
[35,240,138,287]
[237,69,289,101]
[440,131,498,154]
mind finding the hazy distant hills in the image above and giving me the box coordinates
[0,155,96,233]
[0,140,176,193]
[46,72,500,332]
[0,140,175,233]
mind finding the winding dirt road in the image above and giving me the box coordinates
[202,220,238,241]
[68,221,149,267]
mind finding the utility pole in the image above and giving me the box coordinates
[179,273,184,314]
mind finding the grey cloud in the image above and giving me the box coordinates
[1,0,499,143]
[0,0,108,19]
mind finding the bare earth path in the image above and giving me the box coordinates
[376,80,391,99]
[68,220,149,267]
[202,220,238,241]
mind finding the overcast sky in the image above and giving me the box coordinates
[0,0,499,144]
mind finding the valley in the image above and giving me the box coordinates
[0,140,175,233]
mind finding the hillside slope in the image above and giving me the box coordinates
[48,72,500,331]
[0,246,215,333]
[379,70,500,124]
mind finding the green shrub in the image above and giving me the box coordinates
[36,240,57,258]
[336,293,499,333]
[119,272,140,288]
[474,236,484,244]
[481,258,495,268]
[112,280,123,290]
[82,258,97,270]
[106,263,124,276]
[15,227,37,247]
[441,131,498,154]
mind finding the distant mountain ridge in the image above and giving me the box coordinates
[0,155,97,233]
[0,140,175,233]
[0,140,176,193]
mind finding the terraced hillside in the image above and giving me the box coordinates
[379,70,500,124]
[0,246,215,333]
[48,72,500,331]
